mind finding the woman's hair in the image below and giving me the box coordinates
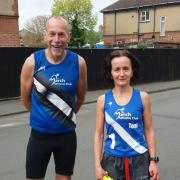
[103,50,141,85]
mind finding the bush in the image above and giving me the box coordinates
[137,42,148,49]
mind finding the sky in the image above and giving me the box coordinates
[18,0,118,30]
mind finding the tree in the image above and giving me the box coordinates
[51,0,97,47]
[85,30,103,48]
[68,14,86,47]
[23,15,49,47]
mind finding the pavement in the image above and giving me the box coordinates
[0,80,180,117]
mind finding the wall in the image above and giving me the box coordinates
[0,0,20,47]
[155,5,180,32]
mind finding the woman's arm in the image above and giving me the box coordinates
[141,91,160,180]
[94,95,107,180]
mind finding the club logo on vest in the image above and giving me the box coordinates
[114,108,131,120]
[49,73,72,86]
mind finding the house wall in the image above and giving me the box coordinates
[104,13,115,35]
[139,8,154,33]
[0,0,20,47]
[155,5,180,31]
[116,11,138,34]
[103,4,180,46]
[104,9,154,35]
[138,5,180,33]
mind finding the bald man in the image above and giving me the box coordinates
[21,16,87,180]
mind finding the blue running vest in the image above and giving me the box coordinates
[104,89,148,157]
[30,49,79,134]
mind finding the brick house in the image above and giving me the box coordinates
[0,0,20,47]
[101,0,180,48]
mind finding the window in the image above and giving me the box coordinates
[140,10,150,22]
[160,16,166,36]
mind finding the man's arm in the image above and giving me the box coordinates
[20,54,34,110]
[76,55,87,113]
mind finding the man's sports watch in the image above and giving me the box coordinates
[149,156,159,163]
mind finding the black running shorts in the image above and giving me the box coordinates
[101,151,150,180]
[26,129,77,179]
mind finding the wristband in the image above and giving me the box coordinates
[149,156,159,163]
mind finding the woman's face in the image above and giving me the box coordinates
[111,56,133,87]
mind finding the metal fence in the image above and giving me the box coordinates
[0,47,180,99]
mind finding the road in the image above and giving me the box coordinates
[0,89,180,180]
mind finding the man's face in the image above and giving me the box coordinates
[44,18,71,58]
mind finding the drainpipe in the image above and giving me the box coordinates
[153,5,156,39]
[137,5,140,43]
[137,0,144,43]
[114,10,117,44]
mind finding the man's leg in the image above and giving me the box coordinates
[53,131,77,180]
[26,130,52,180]
[56,174,71,180]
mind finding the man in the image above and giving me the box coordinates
[20,16,87,180]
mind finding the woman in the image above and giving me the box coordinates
[94,50,159,180]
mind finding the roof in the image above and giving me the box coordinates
[101,0,180,12]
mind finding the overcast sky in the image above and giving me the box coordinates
[18,0,118,30]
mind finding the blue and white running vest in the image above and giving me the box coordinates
[30,49,79,134]
[104,89,148,157]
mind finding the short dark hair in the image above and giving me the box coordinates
[103,50,141,85]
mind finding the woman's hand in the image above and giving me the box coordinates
[149,161,160,180]
[95,165,108,180]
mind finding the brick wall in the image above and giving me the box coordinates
[104,32,180,47]
[0,16,20,47]
[0,0,20,47]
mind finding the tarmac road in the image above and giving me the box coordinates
[0,88,180,179]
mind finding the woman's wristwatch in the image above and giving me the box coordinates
[149,156,159,163]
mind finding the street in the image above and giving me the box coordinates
[0,89,180,180]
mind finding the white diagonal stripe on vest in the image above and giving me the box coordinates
[34,78,47,93]
[105,112,147,154]
[47,92,72,116]
[34,78,76,124]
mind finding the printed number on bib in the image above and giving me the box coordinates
[109,133,115,149]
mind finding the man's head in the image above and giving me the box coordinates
[44,16,71,59]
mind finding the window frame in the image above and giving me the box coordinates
[160,16,166,36]
[140,10,150,22]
